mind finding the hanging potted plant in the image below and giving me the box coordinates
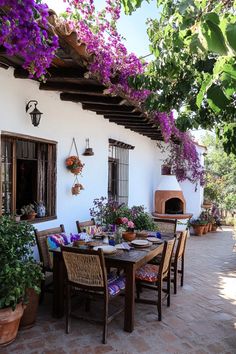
[0,216,43,346]
[65,155,84,175]
[71,182,84,195]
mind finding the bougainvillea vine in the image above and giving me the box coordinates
[0,0,205,185]
[0,0,58,79]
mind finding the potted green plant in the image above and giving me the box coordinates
[190,218,208,236]
[0,216,43,346]
[20,204,37,220]
[131,206,156,232]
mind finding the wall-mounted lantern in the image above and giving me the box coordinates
[26,100,43,127]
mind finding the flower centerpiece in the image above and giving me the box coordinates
[89,197,131,228]
[116,217,136,242]
[65,156,84,175]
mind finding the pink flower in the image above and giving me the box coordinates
[127,221,135,229]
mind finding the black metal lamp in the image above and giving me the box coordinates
[25,100,43,127]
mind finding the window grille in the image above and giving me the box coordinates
[108,139,134,205]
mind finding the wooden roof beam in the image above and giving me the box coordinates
[104,113,145,118]
[14,67,87,80]
[60,93,123,105]
[39,82,105,95]
[82,103,135,113]
[108,119,154,127]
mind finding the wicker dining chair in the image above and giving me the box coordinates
[152,218,177,235]
[76,218,95,233]
[34,224,65,301]
[61,246,125,344]
[171,230,188,294]
[135,238,175,321]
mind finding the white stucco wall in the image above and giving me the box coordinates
[0,68,204,236]
[0,68,161,234]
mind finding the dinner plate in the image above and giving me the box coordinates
[131,240,150,247]
[93,245,117,254]
[147,237,163,244]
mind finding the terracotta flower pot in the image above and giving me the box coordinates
[208,223,212,232]
[122,231,136,242]
[191,224,205,236]
[0,303,24,347]
[27,212,37,221]
[20,289,39,329]
[203,224,209,234]
[211,225,217,232]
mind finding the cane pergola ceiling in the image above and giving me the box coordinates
[0,15,176,143]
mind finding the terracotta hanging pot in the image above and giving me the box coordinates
[71,181,84,196]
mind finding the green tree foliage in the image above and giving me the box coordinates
[201,133,236,211]
[121,0,236,155]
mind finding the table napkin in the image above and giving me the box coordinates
[115,242,131,251]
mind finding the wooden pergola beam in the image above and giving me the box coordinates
[108,119,154,126]
[39,82,105,95]
[82,103,135,112]
[60,93,123,105]
[104,113,145,118]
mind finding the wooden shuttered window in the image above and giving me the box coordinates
[1,133,57,220]
[108,139,134,205]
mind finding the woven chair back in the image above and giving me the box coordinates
[76,218,95,233]
[175,230,188,261]
[61,247,106,289]
[154,218,177,235]
[159,239,175,279]
[35,225,65,270]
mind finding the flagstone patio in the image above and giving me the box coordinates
[2,227,236,354]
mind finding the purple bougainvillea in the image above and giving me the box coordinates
[0,0,58,79]
[0,0,205,185]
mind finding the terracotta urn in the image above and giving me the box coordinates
[191,224,205,236]
[203,224,209,234]
[122,231,136,242]
[0,303,24,347]
[211,225,218,232]
[20,289,39,329]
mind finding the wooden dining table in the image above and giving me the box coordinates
[51,241,164,333]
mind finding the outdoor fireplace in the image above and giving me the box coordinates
[165,198,184,214]
[153,174,192,220]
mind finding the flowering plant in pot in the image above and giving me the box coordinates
[0,216,43,346]
[65,156,84,175]
[130,205,156,233]
[115,217,136,242]
[190,218,207,236]
[89,197,132,227]
[20,204,37,220]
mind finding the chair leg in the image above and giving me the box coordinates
[157,281,162,321]
[102,298,108,344]
[173,263,178,294]
[85,297,90,312]
[167,273,171,307]
[39,278,45,304]
[136,282,141,299]
[66,284,71,334]
[181,257,184,287]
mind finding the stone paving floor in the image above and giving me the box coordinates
[2,227,236,354]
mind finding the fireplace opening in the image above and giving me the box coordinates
[165,198,184,214]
